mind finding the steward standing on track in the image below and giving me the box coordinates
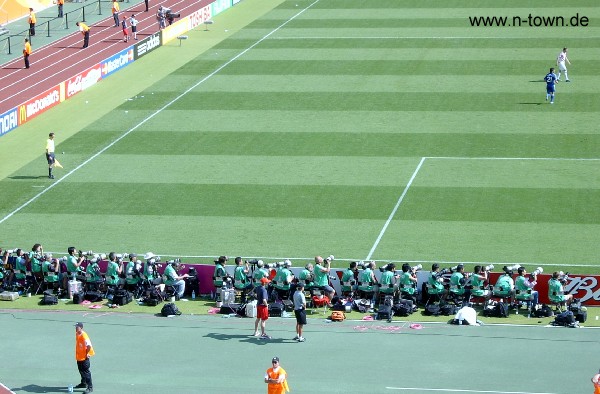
[264,356,289,394]
[74,322,95,393]
[23,38,31,69]
[112,0,120,27]
[76,22,90,48]
[57,0,64,18]
[592,368,600,394]
[28,8,36,36]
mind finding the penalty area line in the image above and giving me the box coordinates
[385,387,560,394]
[366,157,426,261]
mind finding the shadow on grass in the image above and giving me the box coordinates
[8,175,48,180]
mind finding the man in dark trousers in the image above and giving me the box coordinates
[76,22,90,48]
[74,322,95,393]
[23,38,31,69]
[28,8,36,36]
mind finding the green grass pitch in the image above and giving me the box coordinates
[1,0,599,273]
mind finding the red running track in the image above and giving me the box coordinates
[0,0,204,115]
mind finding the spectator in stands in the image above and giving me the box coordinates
[398,263,418,302]
[254,277,271,339]
[23,38,31,69]
[470,265,491,302]
[426,263,447,302]
[293,282,307,342]
[112,0,120,27]
[313,256,335,302]
[548,271,573,306]
[163,261,188,299]
[273,260,294,300]
[42,255,60,291]
[298,263,315,291]
[57,0,64,18]
[28,8,36,36]
[64,247,84,289]
[379,263,398,299]
[125,254,142,292]
[449,264,470,305]
[357,261,378,301]
[515,267,539,311]
[104,252,123,287]
[340,261,358,296]
[213,255,229,288]
[252,260,268,287]
[76,22,90,48]
[233,257,253,302]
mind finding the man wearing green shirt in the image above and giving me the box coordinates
[298,263,316,291]
[426,264,447,303]
[64,247,84,289]
[548,271,573,306]
[449,264,470,306]
[358,261,377,302]
[164,261,189,299]
[29,243,44,274]
[313,256,335,301]
[399,263,418,302]
[515,267,539,310]
[104,253,123,287]
[233,257,253,302]
[252,260,269,287]
[213,255,229,288]
[379,263,398,298]
[273,261,294,299]
[340,262,358,296]
[125,254,142,292]
[470,265,491,303]
[42,256,60,291]
[492,267,514,301]
[86,258,102,289]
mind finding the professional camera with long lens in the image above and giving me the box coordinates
[356,261,366,269]
[502,264,520,274]
[529,267,543,281]
[558,271,570,285]
[411,264,423,272]
[483,264,494,272]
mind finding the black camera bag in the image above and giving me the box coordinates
[219,303,241,314]
[553,310,577,326]
[72,291,84,304]
[161,302,181,316]
[268,302,283,317]
[84,290,104,302]
[40,292,58,305]
[440,303,458,316]
[494,302,509,318]
[376,304,393,321]
[424,303,441,316]
[393,300,413,316]
[113,290,133,306]
[282,299,294,312]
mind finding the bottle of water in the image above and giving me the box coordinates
[192,290,196,300]
[68,384,73,393]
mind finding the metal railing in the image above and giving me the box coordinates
[0,0,117,55]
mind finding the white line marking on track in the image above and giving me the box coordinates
[0,382,16,394]
[0,0,322,226]
[365,157,426,260]
[385,388,560,394]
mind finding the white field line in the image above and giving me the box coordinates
[269,36,600,40]
[385,388,560,394]
[0,0,322,226]
[365,157,426,261]
[426,156,600,161]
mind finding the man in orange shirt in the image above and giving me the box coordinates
[76,22,90,48]
[592,369,600,394]
[28,8,36,36]
[264,357,289,394]
[75,322,95,393]
[57,0,64,18]
[23,38,31,69]
[112,0,120,27]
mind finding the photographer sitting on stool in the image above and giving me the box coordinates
[164,261,188,299]
[64,247,85,290]
[234,257,253,302]
[515,267,539,311]
[399,263,419,303]
[379,263,398,301]
[357,261,378,303]
[449,264,470,306]
[470,265,491,304]
[125,254,142,294]
[314,255,335,303]
[548,271,573,308]
[298,263,316,292]
[272,260,294,301]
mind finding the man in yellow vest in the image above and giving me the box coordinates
[76,22,90,48]
[23,38,31,69]
[57,0,64,18]
[112,0,120,27]
[75,322,95,393]
[28,8,36,36]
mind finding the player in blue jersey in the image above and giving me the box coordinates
[545,67,558,104]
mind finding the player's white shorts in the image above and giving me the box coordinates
[558,61,567,72]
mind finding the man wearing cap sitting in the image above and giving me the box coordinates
[265,356,289,394]
[125,254,142,293]
[213,255,229,288]
[254,277,271,339]
[233,257,253,302]
[164,261,189,299]
[74,322,95,393]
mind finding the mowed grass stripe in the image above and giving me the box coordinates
[216,37,600,49]
[17,183,401,219]
[101,132,600,158]
[53,156,421,187]
[172,60,597,76]
[184,75,598,94]
[372,220,600,268]
[398,187,600,225]
[204,48,600,61]
[416,159,600,189]
[95,110,597,135]
[119,91,598,112]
